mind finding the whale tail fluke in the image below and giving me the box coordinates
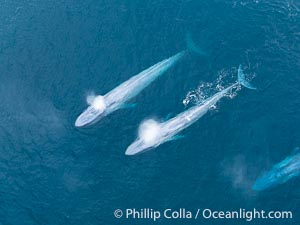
[186,32,207,56]
[238,65,256,90]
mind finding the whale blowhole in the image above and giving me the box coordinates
[138,119,161,145]
[87,95,106,111]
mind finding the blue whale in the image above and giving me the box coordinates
[126,65,255,155]
[75,36,204,127]
[253,147,300,191]
[75,52,184,127]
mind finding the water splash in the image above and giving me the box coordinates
[183,70,235,107]
[182,82,214,107]
[183,67,255,107]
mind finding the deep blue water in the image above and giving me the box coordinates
[0,0,300,224]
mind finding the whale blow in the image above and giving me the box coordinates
[91,95,106,111]
[138,119,161,145]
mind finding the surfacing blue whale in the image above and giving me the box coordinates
[253,147,300,191]
[75,52,183,127]
[125,65,255,155]
[75,37,204,127]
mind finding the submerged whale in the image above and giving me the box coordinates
[125,65,255,155]
[75,38,203,127]
[252,147,300,191]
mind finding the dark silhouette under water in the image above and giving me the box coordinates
[253,147,300,191]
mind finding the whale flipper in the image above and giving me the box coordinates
[238,65,256,90]
[168,135,185,142]
[164,113,174,121]
[186,32,207,56]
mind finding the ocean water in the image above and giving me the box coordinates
[0,0,300,224]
